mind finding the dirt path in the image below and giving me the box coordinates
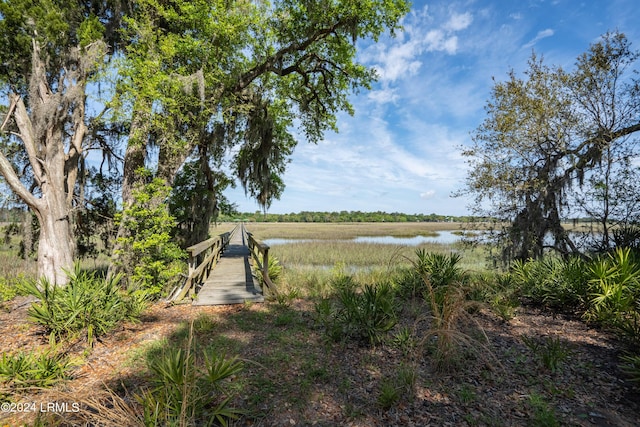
[1,297,639,426]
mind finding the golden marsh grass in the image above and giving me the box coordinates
[232,222,493,295]
[237,221,473,240]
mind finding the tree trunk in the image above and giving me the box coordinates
[0,38,101,285]
[1,95,78,284]
[109,105,150,277]
[32,201,75,286]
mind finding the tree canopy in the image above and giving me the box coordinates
[462,32,640,261]
[0,0,411,285]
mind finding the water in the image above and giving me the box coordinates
[263,230,479,247]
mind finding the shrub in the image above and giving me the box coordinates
[521,335,572,373]
[413,250,493,372]
[486,273,520,321]
[511,256,589,311]
[0,348,72,390]
[316,275,398,346]
[139,323,244,426]
[421,279,481,372]
[586,247,640,323]
[614,310,640,351]
[414,250,464,289]
[114,174,186,298]
[22,265,148,346]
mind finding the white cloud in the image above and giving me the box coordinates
[424,30,459,54]
[367,88,399,104]
[522,28,554,49]
[421,190,436,199]
[445,12,473,31]
[362,6,474,83]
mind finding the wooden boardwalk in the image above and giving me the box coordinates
[192,227,264,306]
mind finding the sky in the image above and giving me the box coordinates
[224,0,640,216]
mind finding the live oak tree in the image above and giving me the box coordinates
[0,0,409,286]
[462,32,640,261]
[112,0,410,254]
[0,1,126,284]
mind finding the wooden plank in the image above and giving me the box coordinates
[192,225,264,305]
[186,236,220,257]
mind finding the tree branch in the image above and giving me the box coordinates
[232,20,346,93]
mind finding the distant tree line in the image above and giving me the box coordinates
[219,211,481,223]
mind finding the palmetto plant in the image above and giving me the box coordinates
[315,274,399,346]
[141,323,244,426]
[0,348,72,389]
[22,264,147,346]
[413,250,492,372]
[587,247,640,322]
[510,256,589,310]
[414,250,464,289]
[620,353,640,384]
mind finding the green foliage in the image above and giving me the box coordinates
[619,353,640,384]
[586,248,640,322]
[415,250,464,289]
[267,255,283,283]
[528,393,559,427]
[219,210,477,223]
[412,250,493,372]
[115,0,411,231]
[77,14,105,48]
[315,275,398,346]
[481,273,521,321]
[115,175,186,298]
[0,348,72,390]
[139,324,243,426]
[377,377,401,409]
[521,335,572,373]
[464,32,640,261]
[75,170,119,260]
[391,326,418,356]
[415,250,468,326]
[169,160,234,247]
[0,0,97,87]
[22,264,147,346]
[508,248,640,352]
[510,256,589,310]
[0,277,18,304]
[613,311,640,350]
[274,286,300,307]
[376,364,416,409]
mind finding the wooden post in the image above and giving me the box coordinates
[263,247,269,284]
[188,254,196,278]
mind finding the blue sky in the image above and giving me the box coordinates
[225,0,640,216]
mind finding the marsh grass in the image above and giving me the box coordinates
[271,240,421,267]
[244,222,494,308]
[242,221,464,240]
[269,240,488,272]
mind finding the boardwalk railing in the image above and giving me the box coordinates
[168,226,235,303]
[245,227,277,296]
